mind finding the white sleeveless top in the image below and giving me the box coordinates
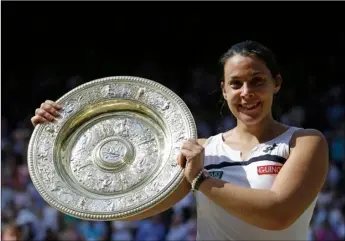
[195,127,317,240]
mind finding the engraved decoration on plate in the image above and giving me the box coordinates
[27,76,197,221]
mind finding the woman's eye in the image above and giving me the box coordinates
[253,77,265,85]
[230,80,241,87]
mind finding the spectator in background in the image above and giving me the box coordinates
[16,202,45,241]
[110,221,134,241]
[165,212,189,241]
[135,215,166,241]
[325,86,344,128]
[315,220,339,241]
[2,222,23,241]
[41,205,60,234]
[185,209,197,241]
[78,221,107,241]
[328,205,345,239]
[327,161,341,189]
[58,222,81,241]
[330,123,344,168]
[172,192,195,216]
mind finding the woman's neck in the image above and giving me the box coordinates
[234,115,280,144]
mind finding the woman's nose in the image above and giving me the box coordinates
[240,84,254,98]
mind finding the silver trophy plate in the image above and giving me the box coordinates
[27,76,197,221]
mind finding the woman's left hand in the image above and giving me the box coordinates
[179,140,205,183]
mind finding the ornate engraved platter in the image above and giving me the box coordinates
[27,76,197,221]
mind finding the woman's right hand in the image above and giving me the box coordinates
[31,100,62,127]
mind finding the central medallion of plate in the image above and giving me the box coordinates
[66,112,163,196]
[98,139,129,165]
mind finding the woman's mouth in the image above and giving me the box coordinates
[237,102,262,116]
[238,101,261,111]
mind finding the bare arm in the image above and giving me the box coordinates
[198,129,329,230]
[121,138,207,221]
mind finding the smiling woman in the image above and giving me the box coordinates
[178,40,329,240]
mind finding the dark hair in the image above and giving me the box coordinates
[220,40,280,79]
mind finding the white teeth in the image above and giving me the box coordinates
[243,104,255,108]
[241,102,260,110]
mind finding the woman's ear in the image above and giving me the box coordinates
[274,74,282,94]
[221,81,227,99]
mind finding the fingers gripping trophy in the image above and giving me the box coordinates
[28,76,198,221]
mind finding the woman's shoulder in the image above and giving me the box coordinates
[271,123,326,145]
[291,128,326,141]
[197,133,223,147]
[290,127,328,151]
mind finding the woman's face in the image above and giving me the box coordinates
[222,54,281,126]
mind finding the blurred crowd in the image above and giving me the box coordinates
[1,68,344,241]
